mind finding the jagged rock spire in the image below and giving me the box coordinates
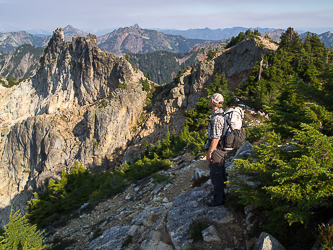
[131,23,140,29]
[51,28,64,44]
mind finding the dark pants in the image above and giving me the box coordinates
[209,149,227,204]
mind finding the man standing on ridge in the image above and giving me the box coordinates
[205,93,227,206]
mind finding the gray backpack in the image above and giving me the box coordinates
[217,107,246,150]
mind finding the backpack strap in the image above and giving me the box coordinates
[208,113,225,149]
[222,115,234,151]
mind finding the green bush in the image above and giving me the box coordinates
[226,29,261,49]
[187,219,209,242]
[1,77,19,88]
[99,100,108,108]
[0,208,47,249]
[122,155,172,181]
[151,173,171,184]
[139,77,155,105]
[317,223,333,249]
[118,83,127,89]
[229,124,333,245]
[27,161,128,227]
[140,77,150,92]
[207,49,217,60]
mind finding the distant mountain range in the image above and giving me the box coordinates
[311,32,333,49]
[0,44,43,80]
[1,24,332,83]
[97,24,219,54]
[0,24,332,55]
[0,31,49,52]
[0,25,218,55]
[158,27,279,40]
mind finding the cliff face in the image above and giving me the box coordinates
[0,28,147,227]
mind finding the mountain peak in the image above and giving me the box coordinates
[64,25,75,31]
[131,23,140,29]
[62,25,87,40]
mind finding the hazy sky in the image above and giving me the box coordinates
[1,0,332,34]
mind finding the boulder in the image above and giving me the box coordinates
[253,232,286,250]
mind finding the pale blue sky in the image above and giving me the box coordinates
[1,0,332,34]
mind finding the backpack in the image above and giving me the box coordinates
[215,107,246,150]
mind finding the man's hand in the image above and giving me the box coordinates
[207,138,219,162]
[207,151,213,161]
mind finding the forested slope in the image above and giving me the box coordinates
[128,49,204,85]
[229,27,333,248]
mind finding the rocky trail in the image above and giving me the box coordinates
[43,143,265,250]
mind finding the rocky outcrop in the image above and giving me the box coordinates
[34,28,138,112]
[253,232,286,250]
[0,28,147,227]
[0,28,144,131]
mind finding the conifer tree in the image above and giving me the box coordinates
[0,208,47,249]
[146,70,151,80]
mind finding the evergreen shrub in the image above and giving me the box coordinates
[118,83,127,89]
[0,208,47,249]
[226,29,261,49]
[27,161,128,227]
[151,173,171,184]
[187,219,209,242]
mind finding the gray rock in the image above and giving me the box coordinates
[191,168,210,181]
[202,225,221,242]
[88,226,131,250]
[253,232,286,250]
[167,182,229,250]
[132,207,165,228]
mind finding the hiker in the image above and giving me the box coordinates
[205,93,227,207]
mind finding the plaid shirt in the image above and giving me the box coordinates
[204,108,224,149]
